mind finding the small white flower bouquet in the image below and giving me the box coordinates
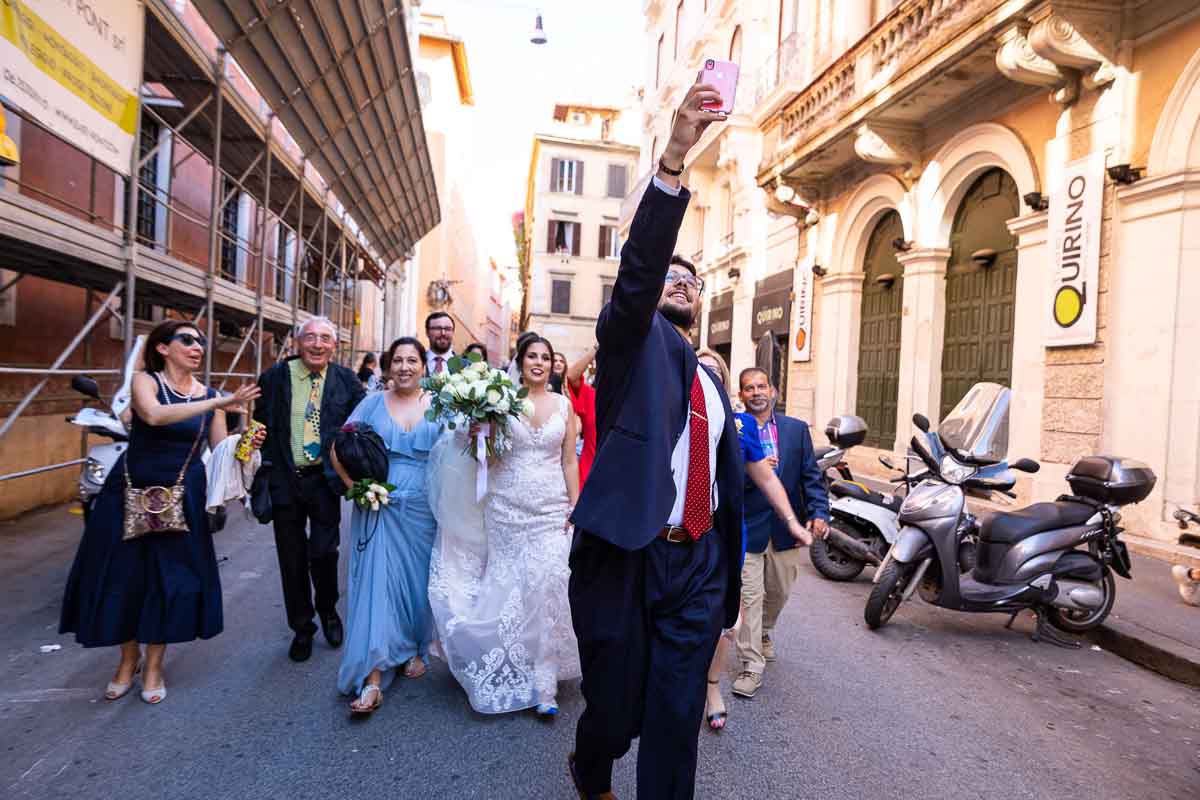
[345,479,394,511]
[421,351,532,461]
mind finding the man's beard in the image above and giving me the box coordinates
[659,301,695,328]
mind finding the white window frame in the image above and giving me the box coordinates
[552,159,582,194]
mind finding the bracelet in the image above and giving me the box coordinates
[658,157,683,177]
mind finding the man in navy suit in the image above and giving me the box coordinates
[732,367,829,699]
[567,80,737,800]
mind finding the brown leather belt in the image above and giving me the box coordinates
[658,525,696,543]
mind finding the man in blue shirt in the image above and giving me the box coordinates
[732,368,829,699]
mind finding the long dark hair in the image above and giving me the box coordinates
[144,319,202,373]
[516,335,555,386]
[385,336,427,374]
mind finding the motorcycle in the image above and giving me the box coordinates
[864,383,1154,647]
[69,336,144,520]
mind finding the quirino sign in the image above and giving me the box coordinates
[1047,152,1104,347]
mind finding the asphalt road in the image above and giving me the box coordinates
[1,504,1198,800]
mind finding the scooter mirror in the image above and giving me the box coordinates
[1174,508,1192,523]
[1010,458,1040,474]
[913,413,930,432]
[879,455,896,470]
[71,375,101,400]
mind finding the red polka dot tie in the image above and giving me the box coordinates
[682,373,712,540]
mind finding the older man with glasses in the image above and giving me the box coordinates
[255,316,366,662]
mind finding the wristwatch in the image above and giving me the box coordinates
[658,157,683,177]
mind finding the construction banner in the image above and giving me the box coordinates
[0,0,144,175]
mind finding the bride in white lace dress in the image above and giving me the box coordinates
[428,336,582,716]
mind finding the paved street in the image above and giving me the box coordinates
[2,504,1198,800]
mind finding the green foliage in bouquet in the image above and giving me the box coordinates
[419,350,532,457]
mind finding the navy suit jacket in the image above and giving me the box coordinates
[570,183,745,627]
[254,358,366,503]
[743,414,830,554]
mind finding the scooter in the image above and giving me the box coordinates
[68,336,144,520]
[864,383,1154,647]
[812,451,927,581]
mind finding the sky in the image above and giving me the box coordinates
[423,0,645,268]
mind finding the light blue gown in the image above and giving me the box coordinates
[337,392,442,695]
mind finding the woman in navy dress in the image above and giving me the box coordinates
[331,337,442,716]
[60,320,261,705]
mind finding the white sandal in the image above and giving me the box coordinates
[350,683,383,716]
[105,661,141,701]
[140,678,167,705]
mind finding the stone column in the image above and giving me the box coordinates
[1007,212,1051,500]
[893,248,950,453]
[813,271,864,437]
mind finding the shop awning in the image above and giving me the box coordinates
[191,0,440,265]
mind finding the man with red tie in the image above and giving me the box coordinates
[424,311,456,376]
[567,78,740,800]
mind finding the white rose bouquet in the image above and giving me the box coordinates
[420,351,532,462]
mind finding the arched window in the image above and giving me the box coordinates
[729,25,742,63]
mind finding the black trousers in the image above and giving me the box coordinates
[271,470,342,636]
[569,530,726,800]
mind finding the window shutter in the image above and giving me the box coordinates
[598,226,606,259]
[607,165,627,198]
[574,161,584,195]
[570,222,581,256]
[547,219,558,253]
[550,158,561,191]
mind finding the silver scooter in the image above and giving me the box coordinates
[864,383,1154,646]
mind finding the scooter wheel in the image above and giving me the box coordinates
[1045,567,1116,633]
[864,561,908,630]
[810,533,867,581]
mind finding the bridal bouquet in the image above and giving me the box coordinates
[421,352,532,463]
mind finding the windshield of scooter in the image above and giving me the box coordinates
[937,383,1010,464]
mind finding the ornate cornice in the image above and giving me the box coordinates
[1028,7,1116,91]
[995,20,1078,106]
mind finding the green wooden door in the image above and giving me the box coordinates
[939,169,1019,421]
[855,211,904,449]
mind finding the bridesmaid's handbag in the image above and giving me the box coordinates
[122,421,205,540]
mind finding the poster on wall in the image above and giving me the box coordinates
[791,261,812,361]
[0,0,145,176]
[1046,151,1105,347]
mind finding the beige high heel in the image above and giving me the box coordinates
[105,661,141,701]
[140,677,167,705]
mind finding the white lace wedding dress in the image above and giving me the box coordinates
[427,394,581,713]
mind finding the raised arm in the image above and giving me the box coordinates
[566,344,597,392]
[596,79,725,352]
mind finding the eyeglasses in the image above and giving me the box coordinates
[664,270,704,293]
[427,325,454,334]
[169,332,207,348]
[300,333,335,344]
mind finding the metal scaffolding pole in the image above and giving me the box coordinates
[0,283,125,442]
[122,78,145,360]
[204,49,228,385]
[348,245,360,366]
[318,191,330,326]
[337,232,347,363]
[254,116,273,382]
[379,264,389,358]
[291,159,306,341]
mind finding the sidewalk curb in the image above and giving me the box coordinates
[1086,617,1200,689]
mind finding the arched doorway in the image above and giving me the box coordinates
[939,168,1019,420]
[855,210,903,448]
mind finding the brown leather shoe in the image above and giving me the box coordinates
[568,752,618,800]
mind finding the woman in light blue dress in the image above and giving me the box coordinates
[331,337,441,716]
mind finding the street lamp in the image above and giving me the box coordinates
[530,11,547,45]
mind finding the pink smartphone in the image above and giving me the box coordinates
[700,58,739,114]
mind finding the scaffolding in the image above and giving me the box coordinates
[0,0,437,488]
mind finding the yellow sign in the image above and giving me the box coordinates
[0,1,143,175]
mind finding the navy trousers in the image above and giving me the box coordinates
[569,530,727,799]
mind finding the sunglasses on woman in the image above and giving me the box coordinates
[169,332,208,349]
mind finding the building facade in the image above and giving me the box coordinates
[0,0,438,517]
[524,103,640,362]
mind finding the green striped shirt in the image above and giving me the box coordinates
[289,358,327,466]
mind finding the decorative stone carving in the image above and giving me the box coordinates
[1028,11,1115,91]
[854,122,923,171]
[995,21,1078,107]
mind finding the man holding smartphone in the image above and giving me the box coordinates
[567,76,736,800]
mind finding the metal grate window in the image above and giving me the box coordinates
[551,278,572,315]
[219,176,239,281]
[136,120,159,246]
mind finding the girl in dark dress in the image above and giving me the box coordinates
[60,320,261,705]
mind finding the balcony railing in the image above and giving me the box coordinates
[754,32,812,110]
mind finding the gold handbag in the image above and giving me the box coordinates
[122,422,204,541]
